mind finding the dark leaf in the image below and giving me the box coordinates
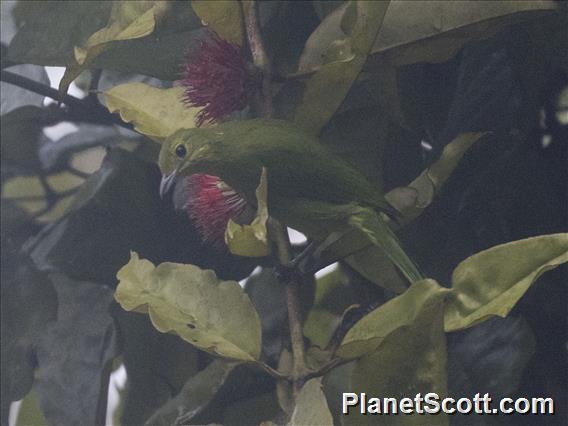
[8,1,111,65]
[447,316,536,399]
[0,256,57,425]
[33,272,119,426]
[145,360,236,426]
[1,106,51,171]
[346,284,448,425]
[115,310,200,426]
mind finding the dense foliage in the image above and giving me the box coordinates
[1,1,567,425]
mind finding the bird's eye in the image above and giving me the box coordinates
[175,144,187,158]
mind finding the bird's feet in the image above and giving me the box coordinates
[275,242,320,283]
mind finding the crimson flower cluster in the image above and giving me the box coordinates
[180,31,256,127]
[178,31,258,249]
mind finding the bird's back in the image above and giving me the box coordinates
[217,119,395,214]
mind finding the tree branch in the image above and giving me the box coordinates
[243,0,310,397]
[1,70,133,131]
[243,0,273,118]
[269,219,308,395]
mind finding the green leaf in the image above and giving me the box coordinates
[7,1,111,65]
[8,1,202,81]
[445,233,568,332]
[191,0,244,45]
[145,360,236,426]
[289,378,333,426]
[298,1,557,72]
[337,279,449,359]
[222,392,281,426]
[313,1,345,21]
[115,252,262,361]
[104,83,202,142]
[294,1,390,135]
[303,308,340,349]
[93,27,204,81]
[2,172,83,223]
[75,2,165,64]
[386,132,487,224]
[347,288,448,425]
[15,390,48,426]
[225,167,271,257]
[59,1,167,96]
[370,0,557,66]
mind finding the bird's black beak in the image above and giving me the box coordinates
[159,171,178,199]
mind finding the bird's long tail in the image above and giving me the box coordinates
[348,207,423,283]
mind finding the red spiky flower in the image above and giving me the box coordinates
[185,174,248,249]
[180,30,257,127]
[179,31,256,249]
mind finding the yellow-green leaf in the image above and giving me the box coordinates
[191,0,244,45]
[1,172,83,223]
[347,289,448,425]
[386,132,487,224]
[337,279,449,359]
[77,2,165,63]
[445,233,568,332]
[15,390,49,426]
[104,83,202,143]
[115,252,262,361]
[288,378,333,426]
[294,1,390,135]
[225,167,270,257]
[59,1,167,95]
[372,0,557,66]
[298,1,557,72]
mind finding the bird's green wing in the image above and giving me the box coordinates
[272,199,422,288]
[220,119,394,214]
[347,207,423,284]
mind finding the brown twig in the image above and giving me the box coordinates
[255,361,289,381]
[243,0,309,397]
[243,0,273,118]
[1,70,133,130]
[303,357,352,382]
[269,219,308,395]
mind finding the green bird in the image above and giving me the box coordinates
[159,119,422,288]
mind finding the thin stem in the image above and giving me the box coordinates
[1,70,133,130]
[243,0,273,117]
[269,219,308,395]
[255,361,289,381]
[243,0,307,396]
[304,357,352,382]
[286,279,308,394]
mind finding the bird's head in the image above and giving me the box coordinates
[158,128,217,198]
